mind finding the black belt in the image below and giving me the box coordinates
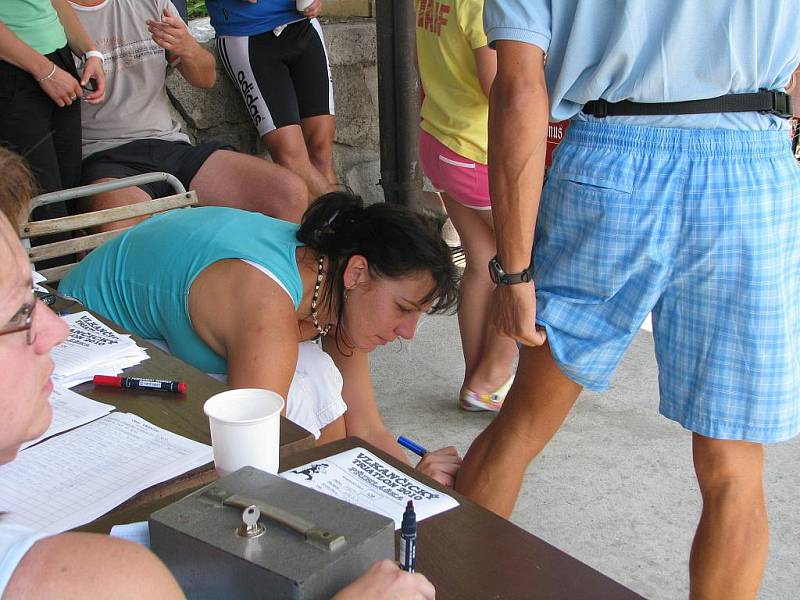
[582,89,793,119]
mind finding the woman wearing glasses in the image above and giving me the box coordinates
[61,192,463,485]
[0,148,437,600]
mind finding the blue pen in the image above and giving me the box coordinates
[397,435,427,457]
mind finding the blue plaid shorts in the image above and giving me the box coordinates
[536,121,800,443]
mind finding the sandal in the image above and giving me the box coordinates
[459,373,515,412]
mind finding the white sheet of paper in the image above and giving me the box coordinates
[20,384,113,450]
[56,351,150,389]
[110,521,151,548]
[280,447,459,529]
[0,413,213,534]
[32,269,48,292]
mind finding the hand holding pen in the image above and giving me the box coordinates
[398,436,462,488]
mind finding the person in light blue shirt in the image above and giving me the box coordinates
[455,2,800,598]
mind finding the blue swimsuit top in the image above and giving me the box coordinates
[60,206,304,373]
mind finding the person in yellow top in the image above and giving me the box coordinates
[415,0,517,412]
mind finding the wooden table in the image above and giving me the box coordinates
[284,439,645,600]
[53,297,315,532]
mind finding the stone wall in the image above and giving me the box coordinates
[166,17,384,204]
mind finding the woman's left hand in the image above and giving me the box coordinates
[415,446,462,488]
[302,0,323,19]
[80,55,106,104]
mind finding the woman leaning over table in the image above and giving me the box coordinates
[60,192,463,486]
[0,0,105,196]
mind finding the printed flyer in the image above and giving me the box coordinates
[280,447,459,528]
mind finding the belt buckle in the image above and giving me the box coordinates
[762,89,793,118]
[591,99,609,118]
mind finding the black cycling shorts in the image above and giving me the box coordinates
[216,18,334,136]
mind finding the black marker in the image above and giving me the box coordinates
[399,500,417,573]
[93,375,187,394]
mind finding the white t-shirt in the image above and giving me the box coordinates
[71,0,191,158]
[0,522,48,595]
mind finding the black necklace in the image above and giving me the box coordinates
[310,255,333,337]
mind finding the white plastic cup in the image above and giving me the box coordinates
[296,0,314,11]
[203,388,285,477]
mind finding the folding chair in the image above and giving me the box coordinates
[20,172,198,283]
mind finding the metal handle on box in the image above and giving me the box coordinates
[224,494,347,552]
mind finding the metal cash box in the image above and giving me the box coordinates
[149,466,395,599]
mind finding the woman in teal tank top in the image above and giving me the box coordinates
[61,192,463,486]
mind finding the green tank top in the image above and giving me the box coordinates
[0,0,67,55]
[60,207,304,374]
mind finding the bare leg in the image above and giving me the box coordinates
[263,125,335,200]
[455,341,582,517]
[301,114,337,185]
[190,149,308,222]
[317,414,347,445]
[76,178,152,232]
[443,194,517,395]
[690,434,768,600]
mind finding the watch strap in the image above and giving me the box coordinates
[489,256,533,285]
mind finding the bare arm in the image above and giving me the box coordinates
[5,533,184,599]
[147,8,216,89]
[489,40,549,347]
[189,261,298,401]
[473,44,497,99]
[0,20,84,107]
[51,0,95,57]
[0,21,52,78]
[322,336,409,462]
[322,336,462,487]
[787,64,800,118]
[50,0,106,103]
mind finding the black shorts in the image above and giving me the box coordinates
[81,138,234,198]
[216,18,334,136]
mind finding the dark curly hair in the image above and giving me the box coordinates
[296,191,460,350]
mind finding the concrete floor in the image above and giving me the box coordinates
[370,313,799,600]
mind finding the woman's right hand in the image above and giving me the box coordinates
[415,446,462,488]
[332,560,435,600]
[37,63,83,107]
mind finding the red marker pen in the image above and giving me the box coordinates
[93,375,187,394]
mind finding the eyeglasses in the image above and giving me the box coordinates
[0,290,37,346]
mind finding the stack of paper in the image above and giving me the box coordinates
[32,269,48,293]
[20,384,113,451]
[0,412,213,534]
[52,311,149,388]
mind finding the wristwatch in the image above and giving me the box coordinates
[488,255,533,285]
